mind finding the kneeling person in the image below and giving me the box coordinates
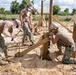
[49,23,76,64]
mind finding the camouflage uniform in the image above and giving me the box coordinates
[22,21,34,45]
[57,41,76,64]
[0,34,8,57]
[57,41,64,52]
[50,23,76,64]
[62,45,75,64]
[0,20,13,58]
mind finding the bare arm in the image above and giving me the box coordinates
[3,29,12,37]
[19,12,24,27]
[28,13,33,29]
[2,29,18,44]
[49,32,57,44]
[51,36,57,44]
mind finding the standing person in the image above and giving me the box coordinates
[19,2,37,46]
[0,19,20,65]
[49,23,76,64]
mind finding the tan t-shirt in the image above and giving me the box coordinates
[55,28,74,46]
[21,8,31,21]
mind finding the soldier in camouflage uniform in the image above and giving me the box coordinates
[49,23,76,64]
[19,2,37,46]
[0,19,21,65]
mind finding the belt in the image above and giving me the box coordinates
[66,45,71,48]
[66,45,74,48]
[25,20,28,22]
[23,20,28,23]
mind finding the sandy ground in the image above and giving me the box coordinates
[0,22,76,75]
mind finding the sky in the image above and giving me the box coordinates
[0,0,76,13]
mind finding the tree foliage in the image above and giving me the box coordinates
[53,5,61,15]
[19,0,30,12]
[10,0,34,14]
[71,8,76,15]
[64,8,70,15]
[10,0,19,14]
[0,8,5,14]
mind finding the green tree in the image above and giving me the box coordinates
[5,10,12,14]
[19,0,30,12]
[71,8,76,15]
[10,0,19,14]
[31,0,34,5]
[53,5,61,15]
[0,8,5,14]
[64,8,70,15]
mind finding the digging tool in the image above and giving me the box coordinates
[11,29,22,41]
[14,43,21,57]
[11,29,22,57]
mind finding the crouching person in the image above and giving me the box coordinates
[49,23,76,64]
[0,19,21,65]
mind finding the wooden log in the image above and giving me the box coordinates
[42,32,49,59]
[37,35,43,43]
[41,0,43,26]
[49,0,53,31]
[72,51,76,58]
[15,37,49,57]
[48,52,56,63]
[52,16,73,33]
[66,17,73,26]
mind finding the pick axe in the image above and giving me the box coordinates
[11,29,22,41]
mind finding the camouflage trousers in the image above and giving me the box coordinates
[62,46,75,64]
[0,34,8,57]
[57,41,76,64]
[22,21,34,45]
[57,41,65,52]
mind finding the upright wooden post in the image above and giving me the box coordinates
[41,0,43,26]
[42,32,49,59]
[41,0,43,16]
[49,0,53,31]
[42,0,53,60]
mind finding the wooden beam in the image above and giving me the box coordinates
[72,51,76,58]
[66,17,73,26]
[48,52,56,63]
[49,0,53,31]
[41,0,43,16]
[52,16,73,33]
[42,32,49,59]
[40,0,44,26]
[15,37,49,57]
[37,35,43,43]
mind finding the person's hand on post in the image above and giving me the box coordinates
[49,35,53,39]
[49,31,53,39]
